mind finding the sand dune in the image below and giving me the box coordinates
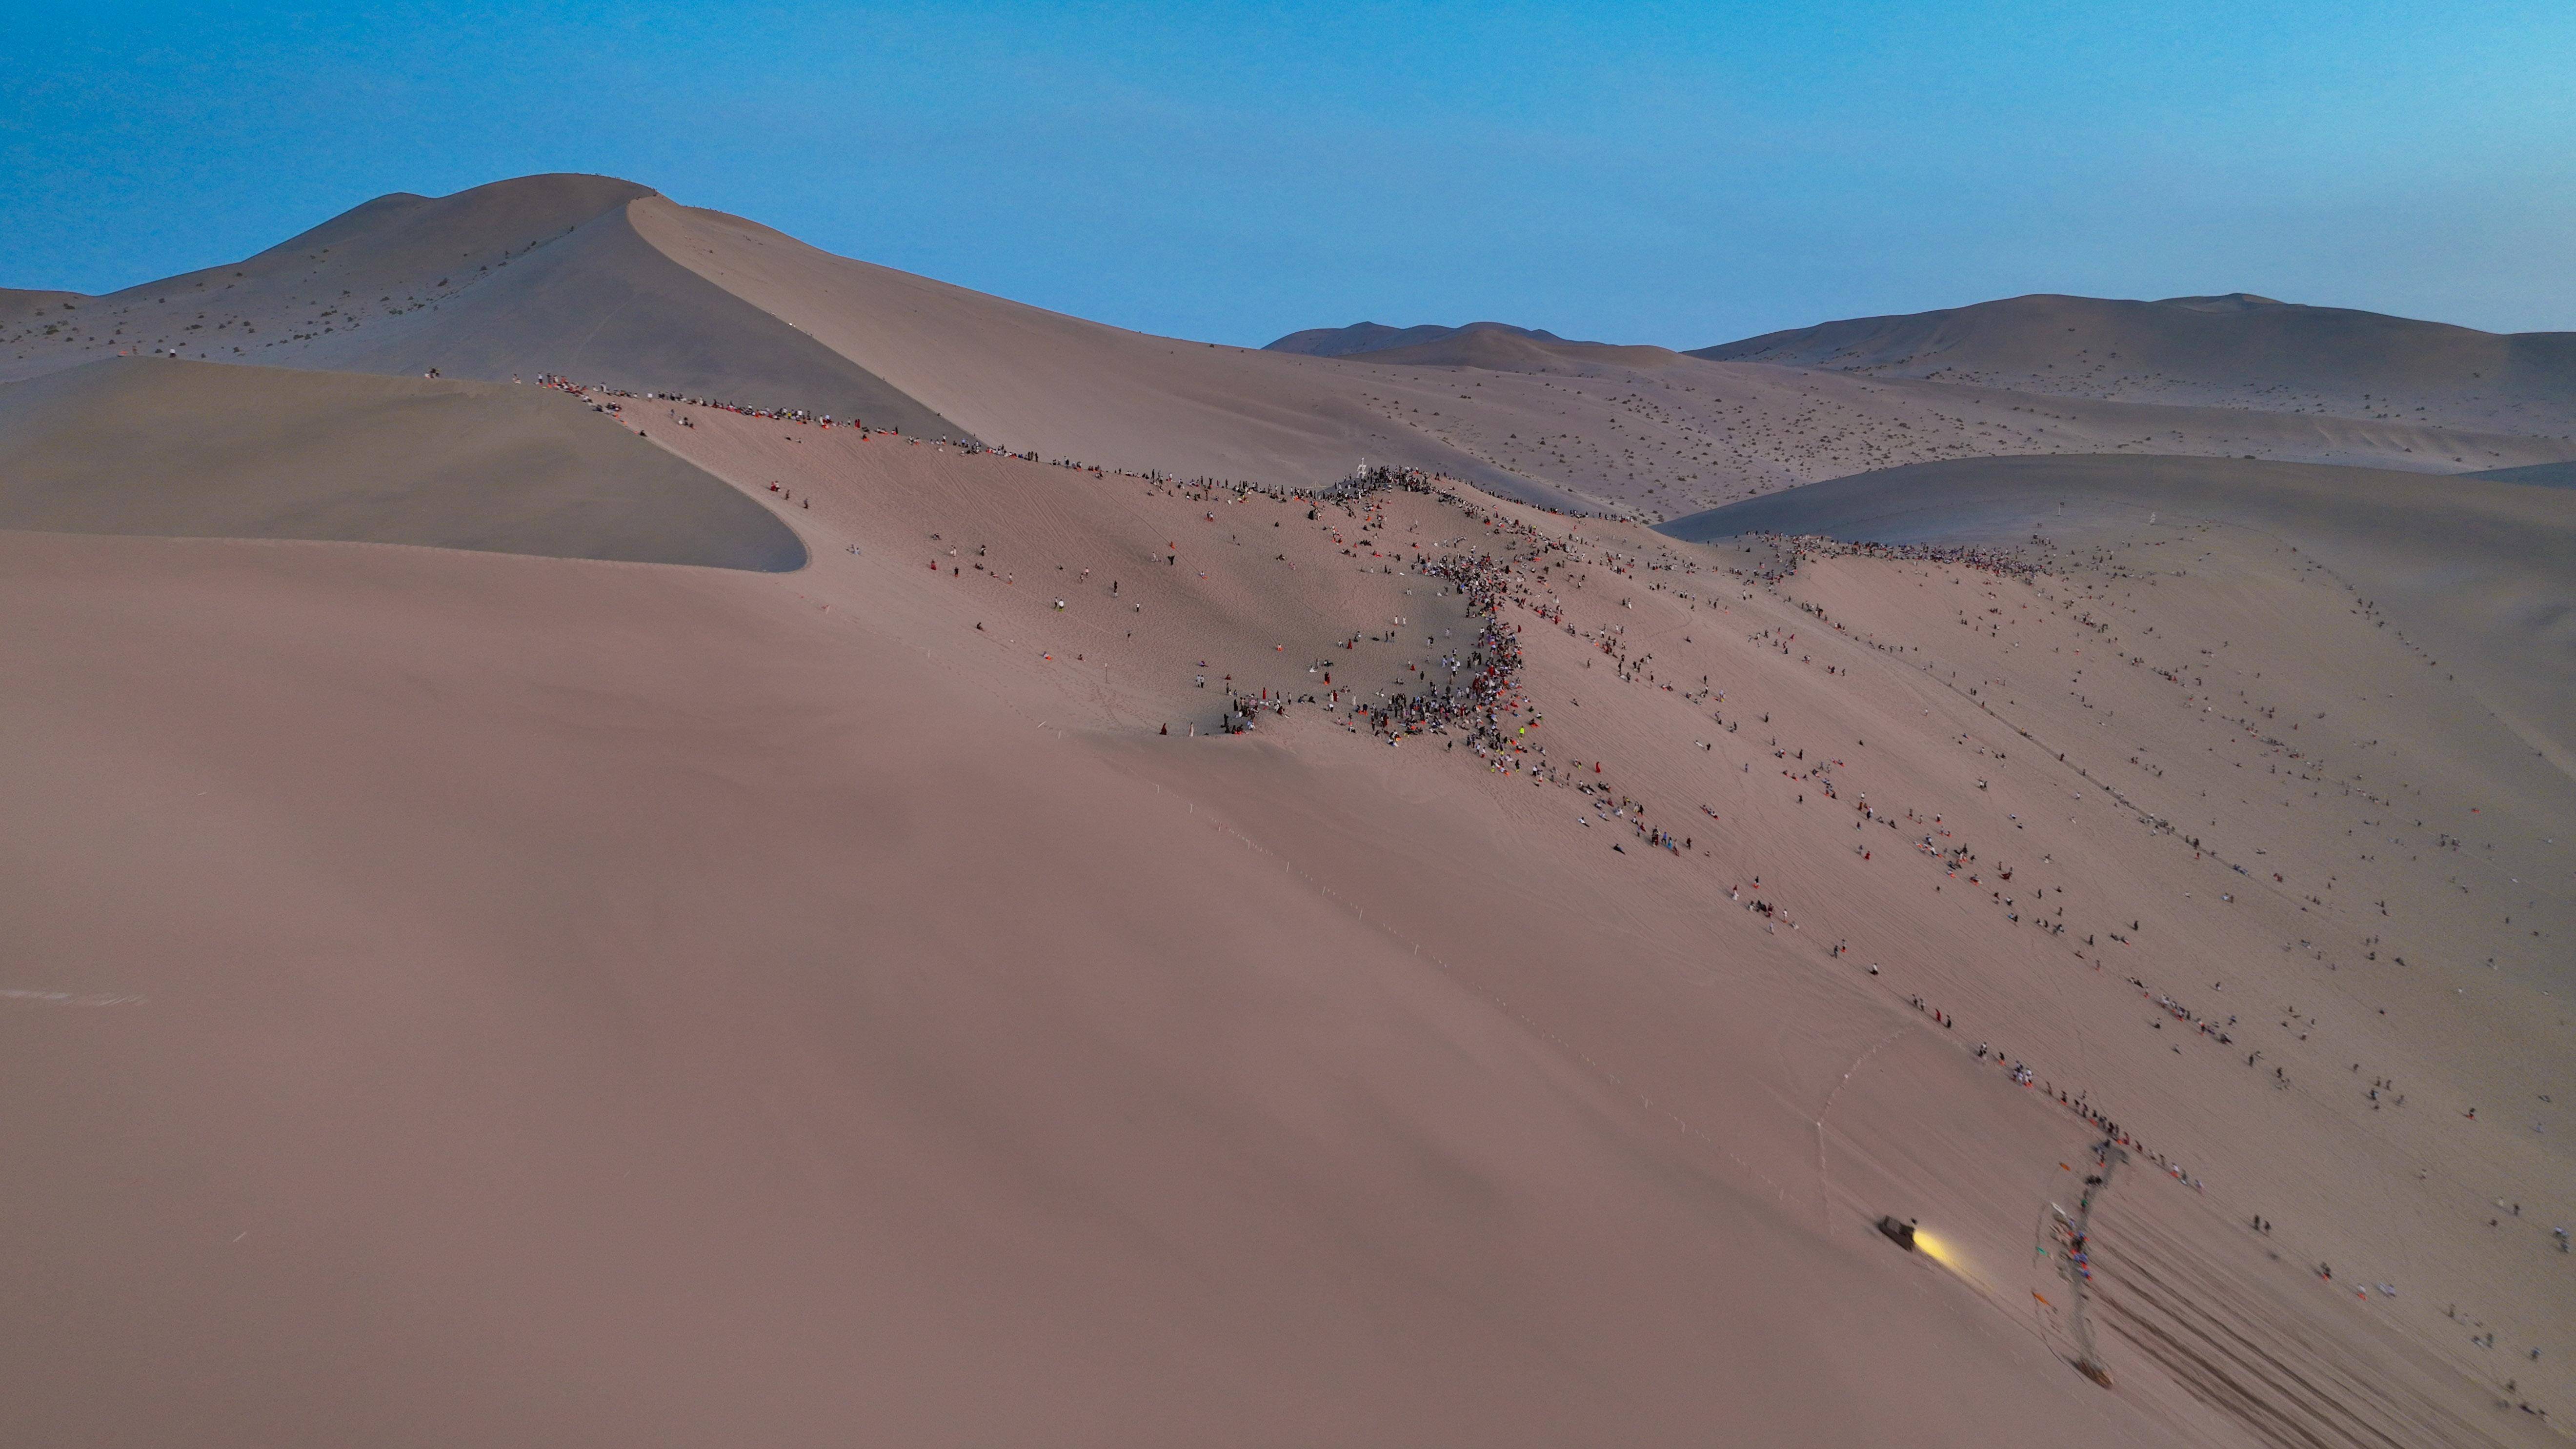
[1,521,2175,1449]
[622,197,1604,503]
[2470,460,2576,488]
[0,176,962,440]
[16,178,2576,521]
[1659,453,2576,765]
[650,407,2574,1437]
[0,357,801,569]
[0,174,653,382]
[224,173,654,295]
[1265,320,1582,358]
[14,402,2569,1443]
[7,390,2569,1443]
[639,194,2575,515]
[1358,327,1688,372]
[8,175,2575,1444]
[1695,293,2576,434]
[0,287,87,332]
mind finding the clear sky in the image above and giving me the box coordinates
[7,1,2573,346]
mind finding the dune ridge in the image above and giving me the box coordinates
[1694,293,2576,433]
[17,177,2576,524]
[0,175,964,441]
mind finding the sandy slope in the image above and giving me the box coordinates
[1695,293,2576,436]
[7,174,2575,1444]
[7,394,2570,1441]
[0,287,86,334]
[629,196,2576,518]
[1659,454,2576,766]
[1273,352,2576,519]
[629,405,2576,1435]
[0,175,654,381]
[0,357,800,569]
[622,197,1601,505]
[5,519,2180,1449]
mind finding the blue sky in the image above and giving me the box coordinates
[6,1,2573,345]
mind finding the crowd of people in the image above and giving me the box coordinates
[1227,468,1543,756]
[1738,531,2045,584]
[537,373,940,443]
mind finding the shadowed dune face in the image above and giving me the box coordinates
[0,175,963,441]
[0,174,652,386]
[0,357,804,570]
[1658,453,2576,766]
[267,198,966,440]
[231,173,656,291]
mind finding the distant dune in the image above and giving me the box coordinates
[1265,320,1577,358]
[0,356,803,570]
[1358,328,1687,373]
[14,180,2576,521]
[1264,320,1690,372]
[1262,320,1682,372]
[1661,451,2576,764]
[1694,293,2576,434]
